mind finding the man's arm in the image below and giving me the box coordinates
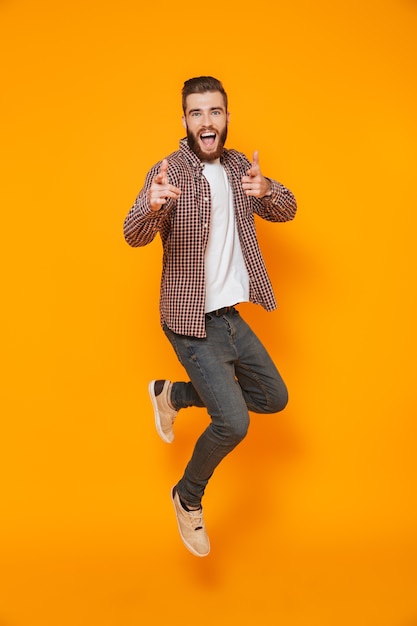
[242,151,297,222]
[123,160,181,248]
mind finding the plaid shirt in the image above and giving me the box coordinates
[124,138,297,338]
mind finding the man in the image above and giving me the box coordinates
[124,76,297,557]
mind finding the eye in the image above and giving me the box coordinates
[191,111,201,117]
[212,110,221,116]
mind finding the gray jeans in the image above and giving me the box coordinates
[163,307,288,508]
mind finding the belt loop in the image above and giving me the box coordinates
[213,306,233,316]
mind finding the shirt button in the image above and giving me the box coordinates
[204,197,209,202]
[204,223,208,228]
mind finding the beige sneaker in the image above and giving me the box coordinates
[171,487,210,557]
[148,380,177,443]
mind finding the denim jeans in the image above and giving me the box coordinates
[163,307,288,509]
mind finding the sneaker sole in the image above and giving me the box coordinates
[148,380,173,444]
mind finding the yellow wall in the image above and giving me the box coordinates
[1,0,416,624]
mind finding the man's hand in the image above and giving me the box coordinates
[149,159,181,211]
[241,151,272,198]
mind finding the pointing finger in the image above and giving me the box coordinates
[154,159,169,185]
[246,150,261,178]
[158,158,169,185]
[250,150,260,176]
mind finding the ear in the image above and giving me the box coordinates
[227,111,231,124]
[182,115,187,130]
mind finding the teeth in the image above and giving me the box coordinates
[201,132,215,138]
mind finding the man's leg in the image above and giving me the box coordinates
[163,308,287,508]
[158,309,288,555]
[231,310,288,414]
[163,313,251,510]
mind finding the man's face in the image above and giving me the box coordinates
[182,91,230,161]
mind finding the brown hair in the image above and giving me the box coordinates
[182,76,228,113]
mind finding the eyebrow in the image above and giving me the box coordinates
[188,106,225,114]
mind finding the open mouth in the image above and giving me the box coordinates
[200,131,216,148]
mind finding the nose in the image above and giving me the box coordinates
[201,111,212,127]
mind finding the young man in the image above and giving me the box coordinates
[124,76,297,557]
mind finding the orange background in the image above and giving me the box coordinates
[1,0,416,624]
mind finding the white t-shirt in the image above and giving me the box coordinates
[202,160,249,313]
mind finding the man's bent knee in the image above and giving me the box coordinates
[212,416,249,447]
[268,385,289,413]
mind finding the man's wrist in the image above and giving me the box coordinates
[262,178,272,197]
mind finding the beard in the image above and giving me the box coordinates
[186,124,228,162]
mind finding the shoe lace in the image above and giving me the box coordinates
[188,508,204,532]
